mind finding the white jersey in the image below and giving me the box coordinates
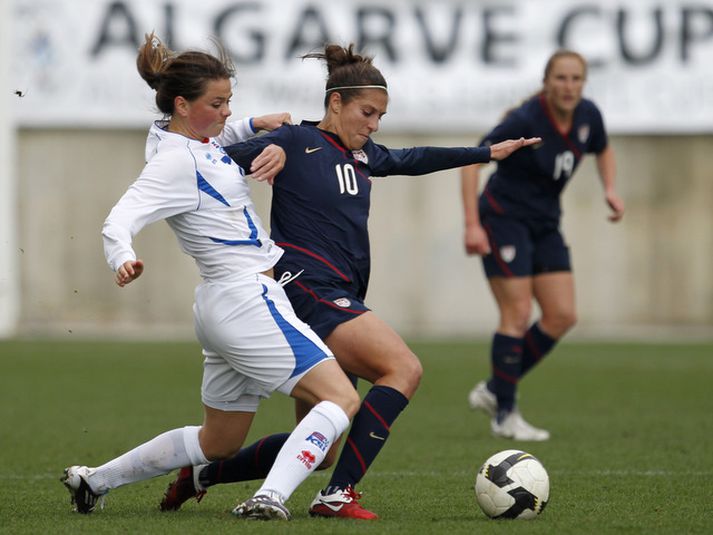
[102,117,282,282]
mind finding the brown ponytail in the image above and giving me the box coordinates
[303,43,387,108]
[136,32,235,116]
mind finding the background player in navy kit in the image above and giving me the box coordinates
[159,43,539,519]
[461,50,625,441]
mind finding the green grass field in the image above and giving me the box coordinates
[0,339,711,534]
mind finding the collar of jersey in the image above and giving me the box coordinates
[301,120,350,153]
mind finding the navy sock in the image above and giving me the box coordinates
[198,432,289,488]
[521,322,557,377]
[326,385,409,492]
[487,333,524,416]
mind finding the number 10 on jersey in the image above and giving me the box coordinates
[335,164,359,195]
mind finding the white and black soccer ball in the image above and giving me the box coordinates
[474,449,549,519]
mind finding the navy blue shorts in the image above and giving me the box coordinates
[480,213,571,278]
[281,276,369,340]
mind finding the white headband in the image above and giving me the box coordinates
[326,84,388,93]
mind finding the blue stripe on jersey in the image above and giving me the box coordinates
[197,170,230,206]
[259,284,328,378]
[208,207,262,247]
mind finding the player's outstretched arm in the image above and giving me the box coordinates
[489,137,541,160]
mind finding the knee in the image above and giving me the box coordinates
[564,310,577,331]
[201,442,240,462]
[381,352,422,399]
[336,388,362,418]
[543,310,577,338]
[559,310,577,335]
[501,305,532,336]
[403,354,423,392]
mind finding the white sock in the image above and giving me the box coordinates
[86,426,207,494]
[256,401,349,502]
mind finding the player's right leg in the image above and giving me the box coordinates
[470,215,531,415]
[486,275,533,411]
[485,276,551,439]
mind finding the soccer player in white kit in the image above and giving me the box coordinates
[60,32,360,521]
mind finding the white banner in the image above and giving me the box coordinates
[10,0,713,133]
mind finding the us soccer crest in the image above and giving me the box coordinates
[499,245,516,263]
[352,150,368,165]
[578,124,590,143]
[333,297,352,308]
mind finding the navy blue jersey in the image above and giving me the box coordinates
[480,94,607,221]
[225,121,491,295]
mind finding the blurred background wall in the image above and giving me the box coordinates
[15,131,713,339]
[6,0,713,340]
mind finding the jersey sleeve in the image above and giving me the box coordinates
[222,125,293,170]
[368,143,491,177]
[102,151,198,272]
[214,117,256,146]
[587,102,608,154]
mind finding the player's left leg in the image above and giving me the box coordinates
[63,409,255,513]
[522,224,575,377]
[524,271,577,376]
[307,311,421,520]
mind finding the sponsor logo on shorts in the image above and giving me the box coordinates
[500,245,516,263]
[297,449,316,469]
[333,297,352,308]
[306,431,329,452]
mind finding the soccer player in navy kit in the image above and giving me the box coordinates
[461,50,625,441]
[159,43,539,519]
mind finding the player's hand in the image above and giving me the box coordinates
[464,223,491,256]
[115,259,144,287]
[489,137,542,161]
[250,144,286,185]
[252,112,292,132]
[605,191,625,222]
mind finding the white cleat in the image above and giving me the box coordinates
[60,465,106,514]
[491,410,550,441]
[468,380,497,417]
[233,492,291,520]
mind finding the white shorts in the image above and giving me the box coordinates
[193,273,334,412]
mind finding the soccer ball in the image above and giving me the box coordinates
[474,449,549,519]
